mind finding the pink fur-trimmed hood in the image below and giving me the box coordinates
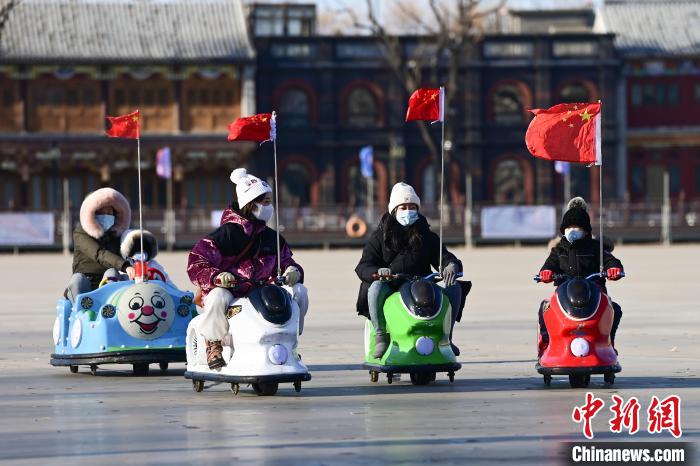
[79,188,131,239]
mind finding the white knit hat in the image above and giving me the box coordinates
[388,182,421,213]
[230,168,272,208]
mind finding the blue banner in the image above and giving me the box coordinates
[359,145,373,179]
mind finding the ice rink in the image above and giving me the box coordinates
[0,245,697,465]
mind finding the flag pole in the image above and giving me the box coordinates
[136,110,145,280]
[599,163,603,274]
[597,101,603,275]
[272,111,281,279]
[438,86,445,274]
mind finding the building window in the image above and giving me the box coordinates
[553,41,598,57]
[483,42,533,58]
[560,83,589,103]
[668,83,679,105]
[287,6,315,36]
[492,84,525,124]
[631,84,642,107]
[493,158,526,203]
[0,171,18,210]
[253,4,315,37]
[278,89,310,127]
[346,87,379,127]
[642,84,656,105]
[254,6,284,36]
[632,82,681,107]
[336,43,383,59]
[695,84,700,104]
[270,43,314,58]
[183,174,233,208]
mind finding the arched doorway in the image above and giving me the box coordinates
[490,156,534,204]
[279,156,320,208]
[488,80,532,124]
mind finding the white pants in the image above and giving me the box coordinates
[199,284,309,341]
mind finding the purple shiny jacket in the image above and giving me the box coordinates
[187,208,303,299]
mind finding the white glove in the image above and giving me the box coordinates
[283,266,301,286]
[215,272,235,288]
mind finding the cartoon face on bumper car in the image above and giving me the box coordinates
[116,282,175,340]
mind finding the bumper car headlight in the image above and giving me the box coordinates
[570,337,590,357]
[415,336,435,356]
[268,344,289,365]
[70,319,82,348]
[53,317,61,345]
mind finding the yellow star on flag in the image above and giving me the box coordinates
[569,123,574,128]
[580,109,592,122]
[573,104,579,110]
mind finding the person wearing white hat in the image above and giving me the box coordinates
[355,182,466,358]
[187,168,308,369]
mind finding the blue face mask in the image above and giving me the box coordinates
[96,214,115,232]
[395,210,419,227]
[564,227,585,243]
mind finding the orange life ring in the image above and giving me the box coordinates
[346,215,367,238]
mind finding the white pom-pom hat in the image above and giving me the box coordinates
[230,168,272,209]
[388,182,421,213]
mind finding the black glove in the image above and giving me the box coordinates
[442,263,459,287]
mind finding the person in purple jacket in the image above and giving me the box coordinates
[187,168,308,369]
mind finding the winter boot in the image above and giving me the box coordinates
[206,339,226,369]
[372,332,390,358]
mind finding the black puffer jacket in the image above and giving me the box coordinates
[355,213,463,317]
[541,236,623,292]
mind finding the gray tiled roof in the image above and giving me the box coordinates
[0,0,254,62]
[594,0,700,56]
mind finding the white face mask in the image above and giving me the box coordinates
[252,203,274,223]
[95,214,115,232]
[564,227,585,243]
[395,210,419,227]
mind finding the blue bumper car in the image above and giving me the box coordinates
[50,274,196,376]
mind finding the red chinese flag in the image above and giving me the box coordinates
[106,110,140,139]
[227,113,276,142]
[525,102,602,165]
[406,88,444,122]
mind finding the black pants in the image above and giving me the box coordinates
[539,301,622,345]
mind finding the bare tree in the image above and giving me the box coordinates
[0,0,21,50]
[338,0,506,204]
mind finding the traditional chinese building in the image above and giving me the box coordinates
[250,2,622,226]
[595,0,700,203]
[0,0,255,221]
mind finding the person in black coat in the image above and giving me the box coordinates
[537,197,624,354]
[355,182,466,358]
